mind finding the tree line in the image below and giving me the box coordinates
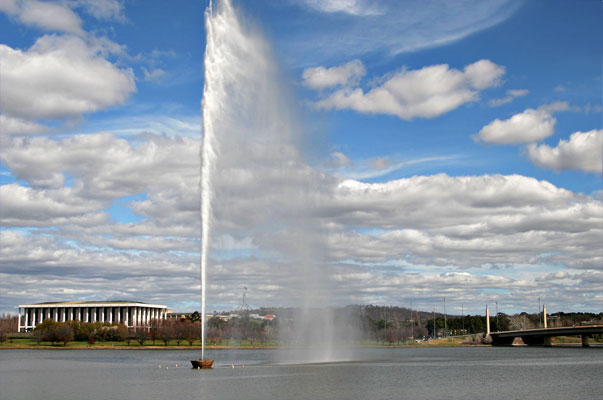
[2,309,601,346]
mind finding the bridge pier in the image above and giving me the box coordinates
[491,336,515,346]
[581,335,590,347]
[522,336,547,346]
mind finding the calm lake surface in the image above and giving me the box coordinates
[1,347,601,400]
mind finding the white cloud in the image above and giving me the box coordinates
[0,114,47,135]
[302,59,365,90]
[369,156,391,170]
[301,0,383,16]
[74,0,126,22]
[0,184,108,227]
[475,102,568,144]
[328,174,602,269]
[1,0,84,35]
[330,152,352,167]
[285,0,520,65]
[0,35,136,121]
[489,88,529,107]
[314,60,504,120]
[527,130,603,174]
[142,67,166,83]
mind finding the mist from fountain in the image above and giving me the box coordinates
[202,0,358,364]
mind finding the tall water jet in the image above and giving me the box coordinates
[197,0,218,364]
[201,0,358,364]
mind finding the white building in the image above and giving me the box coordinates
[17,301,172,332]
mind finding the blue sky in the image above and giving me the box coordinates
[0,0,601,316]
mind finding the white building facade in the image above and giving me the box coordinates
[17,301,172,332]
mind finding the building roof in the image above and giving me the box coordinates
[18,301,169,308]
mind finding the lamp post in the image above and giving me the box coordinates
[444,297,447,338]
[433,308,436,339]
[410,301,413,341]
[461,303,464,334]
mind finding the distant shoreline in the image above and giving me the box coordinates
[3,335,600,350]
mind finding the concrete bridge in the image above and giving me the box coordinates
[483,305,602,346]
[489,325,603,346]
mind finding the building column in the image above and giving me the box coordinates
[17,308,22,332]
[24,309,30,331]
[91,307,96,323]
[125,307,130,328]
[133,307,137,330]
[37,308,42,325]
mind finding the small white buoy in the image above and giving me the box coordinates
[197,366,200,370]
[158,365,161,368]
[175,364,178,368]
[232,364,235,368]
[242,365,245,368]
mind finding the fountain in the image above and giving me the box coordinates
[194,0,358,367]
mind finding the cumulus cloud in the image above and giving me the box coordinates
[313,59,504,120]
[0,0,84,35]
[475,102,568,144]
[527,130,603,174]
[327,174,602,271]
[302,59,365,89]
[0,114,48,135]
[1,129,602,313]
[0,35,135,122]
[489,88,529,107]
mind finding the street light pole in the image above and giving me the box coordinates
[538,297,541,328]
[410,301,413,341]
[461,303,464,334]
[444,297,447,337]
[433,308,436,339]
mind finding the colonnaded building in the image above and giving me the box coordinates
[17,301,172,332]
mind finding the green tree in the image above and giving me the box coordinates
[188,311,201,322]
[34,319,61,345]
[57,324,74,346]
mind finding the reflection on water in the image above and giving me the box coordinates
[1,347,601,400]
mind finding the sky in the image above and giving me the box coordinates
[0,0,601,317]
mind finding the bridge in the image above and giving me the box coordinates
[482,305,602,346]
[489,325,603,347]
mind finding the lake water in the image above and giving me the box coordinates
[1,347,601,399]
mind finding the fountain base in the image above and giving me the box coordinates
[191,359,214,369]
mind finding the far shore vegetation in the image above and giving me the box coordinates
[1,307,601,349]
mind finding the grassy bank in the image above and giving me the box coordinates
[2,335,600,349]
